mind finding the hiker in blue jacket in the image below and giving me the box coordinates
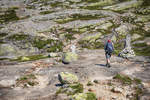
[104,39,114,68]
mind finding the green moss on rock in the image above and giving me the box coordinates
[72,92,96,100]
[0,9,19,24]
[39,10,55,15]
[83,0,115,10]
[11,55,47,62]
[8,34,29,41]
[58,72,79,84]
[0,33,8,38]
[55,14,106,24]
[62,52,78,64]
[103,0,143,11]
[113,74,132,85]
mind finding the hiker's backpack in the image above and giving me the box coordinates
[106,42,114,53]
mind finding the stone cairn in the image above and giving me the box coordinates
[119,34,135,59]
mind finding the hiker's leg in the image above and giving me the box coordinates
[105,53,109,66]
[108,53,112,67]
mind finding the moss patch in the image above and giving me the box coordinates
[16,74,38,88]
[79,40,104,49]
[133,44,150,56]
[8,34,29,41]
[0,33,8,38]
[82,0,115,10]
[55,14,107,24]
[33,38,63,52]
[11,55,47,62]
[103,0,143,11]
[86,92,97,100]
[113,74,132,85]
[39,10,55,15]
[69,83,84,95]
[87,81,93,86]
[0,9,19,24]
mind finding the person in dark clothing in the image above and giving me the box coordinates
[104,40,114,68]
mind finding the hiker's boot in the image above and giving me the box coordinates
[108,63,111,68]
[106,63,108,67]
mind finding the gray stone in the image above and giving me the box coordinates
[58,72,78,84]
[62,52,78,64]
[119,34,135,58]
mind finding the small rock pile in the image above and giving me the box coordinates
[119,47,135,58]
[57,72,97,100]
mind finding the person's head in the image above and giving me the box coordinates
[107,40,111,43]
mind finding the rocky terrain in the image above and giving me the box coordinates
[0,0,150,100]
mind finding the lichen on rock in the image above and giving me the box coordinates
[62,52,78,64]
[58,72,78,84]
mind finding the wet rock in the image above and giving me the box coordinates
[58,72,78,84]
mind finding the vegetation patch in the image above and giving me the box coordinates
[133,44,150,56]
[55,83,84,96]
[0,9,19,24]
[113,74,132,85]
[8,34,29,41]
[33,38,63,52]
[79,40,104,49]
[55,14,107,24]
[16,74,38,88]
[142,0,150,7]
[113,74,142,86]
[11,55,47,62]
[69,83,84,95]
[87,81,93,86]
[120,16,136,24]
[0,33,8,38]
[65,34,76,42]
[133,7,150,15]
[86,92,97,100]
[82,0,115,10]
[39,10,55,15]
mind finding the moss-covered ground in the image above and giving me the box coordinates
[0,8,19,24]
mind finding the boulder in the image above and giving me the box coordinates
[72,92,97,100]
[96,22,113,30]
[72,93,87,100]
[132,34,141,40]
[82,32,102,42]
[0,44,20,59]
[62,52,78,64]
[58,72,78,84]
[115,24,129,35]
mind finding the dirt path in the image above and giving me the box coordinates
[0,49,149,100]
